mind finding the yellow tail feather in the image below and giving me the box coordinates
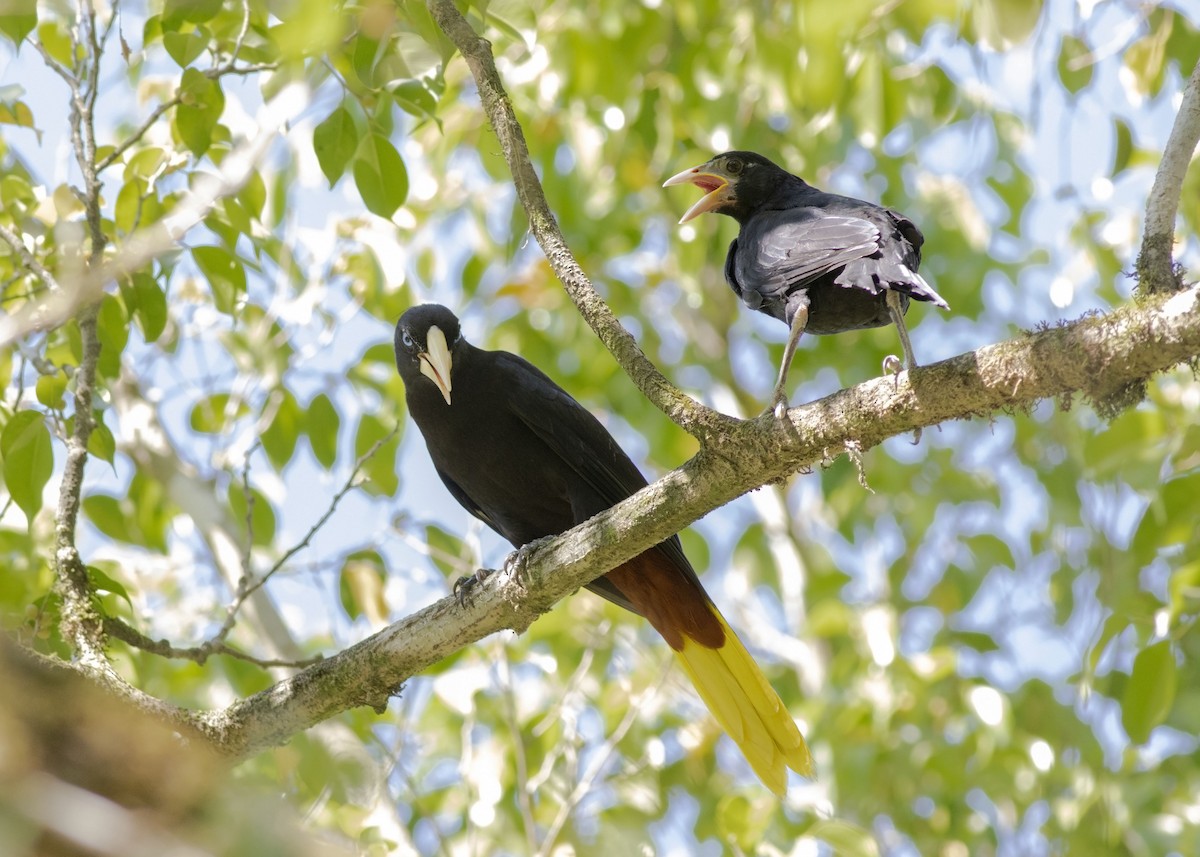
[673,608,814,796]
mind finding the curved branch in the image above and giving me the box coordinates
[190,285,1200,758]
[1137,56,1200,295]
[424,0,737,441]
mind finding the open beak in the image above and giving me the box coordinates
[418,325,453,406]
[663,163,732,223]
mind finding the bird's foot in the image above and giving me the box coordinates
[453,567,494,608]
[882,354,903,388]
[763,388,791,419]
[502,536,553,595]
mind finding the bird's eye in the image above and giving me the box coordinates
[726,158,743,175]
[401,330,415,349]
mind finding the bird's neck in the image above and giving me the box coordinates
[730,174,812,225]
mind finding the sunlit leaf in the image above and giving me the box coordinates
[34,371,67,409]
[173,67,225,156]
[1,410,53,519]
[306,393,340,469]
[1122,640,1177,744]
[192,244,245,313]
[353,133,408,218]
[313,105,358,186]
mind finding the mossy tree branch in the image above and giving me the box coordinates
[1137,56,1200,295]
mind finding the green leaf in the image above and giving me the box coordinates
[227,483,277,548]
[0,8,37,46]
[114,177,145,234]
[313,106,358,186]
[88,414,115,466]
[0,98,36,135]
[390,80,438,121]
[35,371,67,409]
[353,133,408,218]
[192,245,245,313]
[36,20,73,65]
[96,295,129,378]
[163,0,222,27]
[164,27,208,67]
[353,414,399,496]
[262,389,302,471]
[190,392,248,433]
[239,171,266,219]
[339,550,388,623]
[715,793,774,851]
[809,820,880,857]
[173,68,225,156]
[86,565,132,609]
[1122,640,1177,744]
[132,273,168,343]
[1,410,54,519]
[83,495,135,543]
[973,0,1042,48]
[1057,35,1092,94]
[423,523,469,578]
[306,393,339,469]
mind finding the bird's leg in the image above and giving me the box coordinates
[453,568,495,607]
[884,289,923,444]
[769,304,809,418]
[884,289,918,385]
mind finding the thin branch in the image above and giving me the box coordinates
[495,644,539,853]
[535,659,669,857]
[211,429,398,645]
[96,61,278,172]
[52,2,109,669]
[1137,56,1200,295]
[104,617,323,669]
[424,0,737,442]
[0,223,64,292]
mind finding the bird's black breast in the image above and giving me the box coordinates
[407,365,576,547]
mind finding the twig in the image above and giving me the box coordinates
[1137,56,1200,295]
[0,223,64,292]
[534,660,669,857]
[424,0,738,442]
[211,429,398,645]
[104,617,324,669]
[495,644,539,852]
[96,61,279,172]
[238,442,259,578]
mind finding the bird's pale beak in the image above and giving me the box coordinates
[419,325,453,406]
[663,164,731,223]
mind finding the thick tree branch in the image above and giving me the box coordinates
[425,0,737,442]
[190,286,1200,758]
[1137,56,1200,295]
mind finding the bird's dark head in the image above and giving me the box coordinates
[394,304,465,406]
[663,151,792,224]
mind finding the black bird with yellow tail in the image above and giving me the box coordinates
[394,303,813,795]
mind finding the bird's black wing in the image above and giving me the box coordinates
[492,352,704,602]
[732,208,883,300]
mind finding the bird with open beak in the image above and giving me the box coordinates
[393,303,814,795]
[665,150,949,417]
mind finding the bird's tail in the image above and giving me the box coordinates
[672,606,814,796]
